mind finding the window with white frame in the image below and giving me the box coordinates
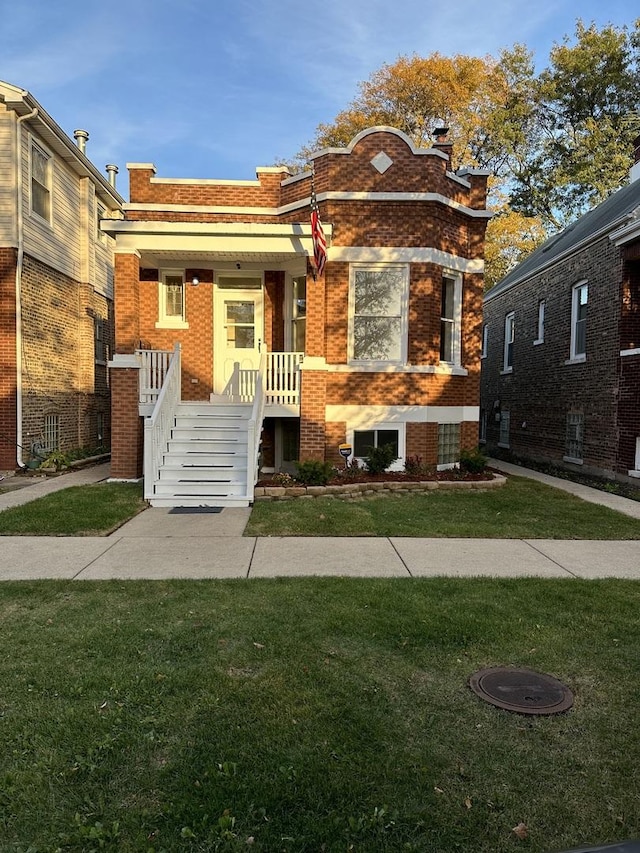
[503,312,515,372]
[437,423,460,468]
[498,410,510,447]
[157,271,187,328]
[570,281,588,360]
[481,323,488,358]
[535,299,545,344]
[351,423,403,470]
[479,409,487,443]
[96,201,108,244]
[44,413,60,451]
[30,140,52,223]
[440,273,462,365]
[291,275,306,352]
[350,264,408,363]
[565,412,584,462]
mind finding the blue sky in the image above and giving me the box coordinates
[1,0,638,197]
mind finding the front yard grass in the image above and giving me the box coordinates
[0,482,145,536]
[246,475,640,539]
[0,577,639,852]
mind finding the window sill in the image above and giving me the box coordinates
[563,456,584,465]
[155,320,189,330]
[628,469,640,479]
[497,442,510,449]
[30,210,53,230]
[533,339,544,346]
[500,368,513,376]
[564,356,586,365]
[621,348,640,357]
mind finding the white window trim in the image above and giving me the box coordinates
[347,420,405,471]
[629,437,640,478]
[568,280,588,363]
[440,271,463,367]
[481,323,488,359]
[156,269,189,330]
[285,271,307,353]
[534,299,545,345]
[502,312,514,374]
[29,136,53,227]
[96,200,108,245]
[498,410,510,448]
[348,262,409,366]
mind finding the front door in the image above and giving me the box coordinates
[214,282,264,396]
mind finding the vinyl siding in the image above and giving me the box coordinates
[0,107,17,245]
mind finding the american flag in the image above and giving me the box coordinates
[310,175,327,278]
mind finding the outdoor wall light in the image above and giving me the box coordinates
[191,276,199,287]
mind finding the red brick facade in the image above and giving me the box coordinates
[108,128,489,479]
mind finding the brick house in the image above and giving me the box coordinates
[481,137,640,482]
[104,127,490,506]
[0,80,123,471]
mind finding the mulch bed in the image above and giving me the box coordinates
[257,468,495,488]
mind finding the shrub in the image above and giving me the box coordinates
[272,472,295,487]
[459,447,488,473]
[363,444,398,475]
[294,459,334,486]
[404,455,435,477]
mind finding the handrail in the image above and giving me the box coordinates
[246,351,267,500]
[136,348,173,404]
[143,343,181,501]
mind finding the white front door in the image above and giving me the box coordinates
[214,283,264,396]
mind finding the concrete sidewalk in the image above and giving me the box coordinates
[0,458,638,581]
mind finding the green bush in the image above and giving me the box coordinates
[294,459,334,486]
[403,455,435,477]
[459,447,489,473]
[363,444,398,475]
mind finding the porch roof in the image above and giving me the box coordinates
[102,220,331,267]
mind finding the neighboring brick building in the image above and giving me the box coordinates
[0,80,122,471]
[481,138,640,482]
[105,127,491,505]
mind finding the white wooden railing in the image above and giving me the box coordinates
[247,352,267,497]
[266,352,304,406]
[137,348,173,404]
[143,343,181,501]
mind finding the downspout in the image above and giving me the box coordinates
[15,106,38,468]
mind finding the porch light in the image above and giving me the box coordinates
[191,276,199,287]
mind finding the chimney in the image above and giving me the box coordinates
[73,129,89,154]
[631,134,640,183]
[432,126,453,159]
[106,164,119,189]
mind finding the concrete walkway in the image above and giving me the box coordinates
[0,459,638,581]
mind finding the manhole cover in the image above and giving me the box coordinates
[469,667,573,715]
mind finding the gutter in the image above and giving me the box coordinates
[14,105,38,468]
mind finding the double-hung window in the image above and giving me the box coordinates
[440,273,462,365]
[30,140,52,223]
[570,281,588,360]
[535,300,545,344]
[157,271,188,328]
[350,264,408,363]
[291,275,306,353]
[503,312,515,372]
[565,413,584,462]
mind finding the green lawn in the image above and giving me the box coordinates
[0,482,145,536]
[0,578,639,852]
[246,476,640,539]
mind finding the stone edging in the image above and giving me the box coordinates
[254,474,507,501]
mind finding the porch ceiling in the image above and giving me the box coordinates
[137,249,302,267]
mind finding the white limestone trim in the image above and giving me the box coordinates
[328,246,484,273]
[325,404,479,425]
[108,353,141,369]
[325,364,469,376]
[121,191,491,219]
[113,247,141,257]
[308,126,450,160]
[610,210,640,246]
[151,177,262,186]
[281,168,472,190]
[126,163,157,172]
[105,221,320,236]
[620,347,640,357]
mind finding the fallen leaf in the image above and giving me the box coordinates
[512,822,528,840]
[434,787,444,795]
[253,642,265,649]
[464,797,472,810]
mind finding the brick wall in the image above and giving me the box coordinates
[482,235,627,477]
[0,248,17,468]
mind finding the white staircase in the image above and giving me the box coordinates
[147,402,253,507]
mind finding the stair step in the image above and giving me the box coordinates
[153,481,248,497]
[178,402,252,417]
[170,428,246,441]
[148,495,251,508]
[158,466,247,481]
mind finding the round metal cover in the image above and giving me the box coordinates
[469,667,573,715]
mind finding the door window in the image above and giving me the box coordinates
[225,301,255,349]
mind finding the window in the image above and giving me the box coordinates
[503,312,515,372]
[437,423,460,468]
[565,413,584,462]
[440,274,462,364]
[95,318,109,363]
[96,201,107,244]
[350,264,408,363]
[291,275,306,352]
[44,414,60,451]
[498,411,510,447]
[481,324,488,358]
[96,412,105,446]
[30,140,52,223]
[354,428,399,459]
[535,300,545,344]
[479,409,487,444]
[570,281,588,360]
[157,271,187,328]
